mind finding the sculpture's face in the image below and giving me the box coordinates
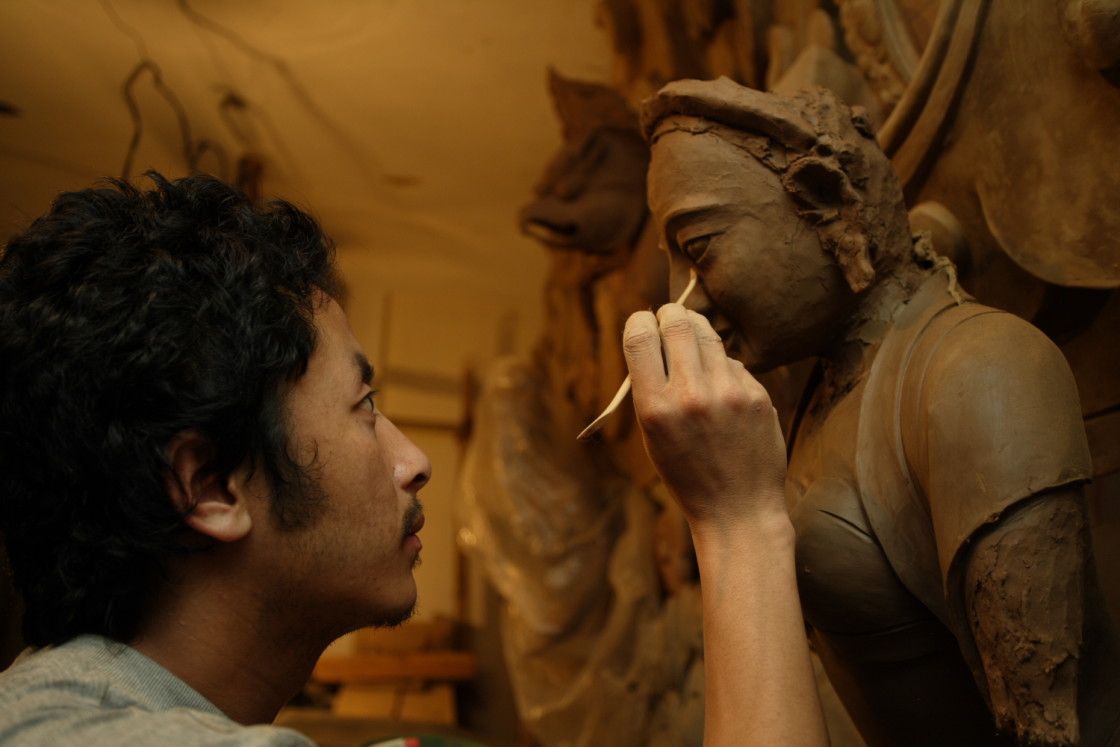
[647,128,856,372]
[519,128,649,256]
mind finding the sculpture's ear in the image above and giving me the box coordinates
[165,431,252,544]
[784,157,846,221]
[783,157,875,293]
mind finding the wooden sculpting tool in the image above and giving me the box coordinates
[577,268,699,440]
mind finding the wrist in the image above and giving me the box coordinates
[688,499,796,562]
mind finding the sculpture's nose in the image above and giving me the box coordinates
[669,263,709,315]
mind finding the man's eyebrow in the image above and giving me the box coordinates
[354,352,374,387]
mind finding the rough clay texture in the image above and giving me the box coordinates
[967,497,1085,745]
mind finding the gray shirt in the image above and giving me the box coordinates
[0,634,316,746]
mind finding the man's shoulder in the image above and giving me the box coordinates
[0,636,316,746]
[0,635,116,707]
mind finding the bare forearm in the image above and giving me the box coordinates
[692,510,829,747]
[622,304,827,745]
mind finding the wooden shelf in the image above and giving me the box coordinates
[313,652,477,684]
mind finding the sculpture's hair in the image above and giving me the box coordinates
[0,171,340,647]
[641,78,912,292]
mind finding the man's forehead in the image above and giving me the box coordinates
[307,296,373,386]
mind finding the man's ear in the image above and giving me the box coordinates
[165,431,252,543]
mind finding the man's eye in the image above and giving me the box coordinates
[681,235,712,263]
[359,391,378,412]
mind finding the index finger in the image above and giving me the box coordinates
[656,302,706,382]
[623,309,668,396]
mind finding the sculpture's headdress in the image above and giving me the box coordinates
[640,77,891,293]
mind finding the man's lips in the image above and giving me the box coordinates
[402,500,425,548]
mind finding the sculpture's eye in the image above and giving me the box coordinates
[682,235,712,264]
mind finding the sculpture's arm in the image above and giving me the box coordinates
[963,487,1086,746]
[910,309,1096,746]
[623,302,829,747]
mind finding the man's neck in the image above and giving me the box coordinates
[130,560,329,725]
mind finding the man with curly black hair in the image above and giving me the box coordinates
[0,171,829,746]
[0,172,432,744]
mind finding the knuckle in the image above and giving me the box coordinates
[622,327,660,357]
[638,398,675,431]
[659,316,695,339]
[644,386,713,423]
[727,383,773,414]
[675,390,710,419]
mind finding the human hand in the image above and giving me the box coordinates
[622,303,788,533]
[624,307,826,747]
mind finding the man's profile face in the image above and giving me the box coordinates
[249,297,431,636]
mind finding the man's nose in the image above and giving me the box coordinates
[384,417,432,491]
[402,442,431,492]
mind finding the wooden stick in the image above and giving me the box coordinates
[577,268,699,440]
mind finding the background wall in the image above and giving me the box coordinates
[1,0,614,627]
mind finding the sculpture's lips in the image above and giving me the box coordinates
[713,325,744,362]
[709,314,737,346]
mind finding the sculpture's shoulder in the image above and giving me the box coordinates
[885,291,1093,598]
[854,276,1093,616]
[913,301,1081,409]
[903,299,1092,508]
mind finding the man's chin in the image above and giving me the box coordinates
[380,609,416,629]
[373,599,417,629]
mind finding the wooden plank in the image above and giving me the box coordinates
[330,685,398,719]
[329,683,457,722]
[312,651,477,683]
[398,683,457,724]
